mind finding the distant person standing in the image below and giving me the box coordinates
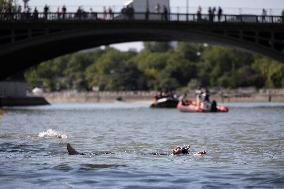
[217,6,223,22]
[90,8,97,20]
[62,5,67,19]
[155,3,161,14]
[197,6,202,21]
[108,7,113,20]
[281,9,284,23]
[57,7,61,19]
[212,7,216,21]
[208,7,213,22]
[33,7,38,20]
[129,5,135,20]
[163,5,168,21]
[103,6,107,20]
[43,4,49,20]
[262,8,267,22]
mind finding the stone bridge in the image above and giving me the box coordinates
[0,12,283,80]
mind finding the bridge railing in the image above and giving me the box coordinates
[0,12,283,24]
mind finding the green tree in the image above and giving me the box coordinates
[25,42,284,92]
[199,46,255,88]
[63,53,94,90]
[253,57,284,88]
[157,53,197,89]
[85,48,138,90]
[134,51,170,89]
[143,42,172,53]
[175,42,204,62]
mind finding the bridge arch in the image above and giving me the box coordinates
[0,16,284,79]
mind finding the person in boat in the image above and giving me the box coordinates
[181,93,188,105]
[155,89,177,101]
[200,88,211,111]
[201,88,210,102]
[194,88,218,112]
[196,87,210,103]
[154,90,162,101]
[195,88,203,105]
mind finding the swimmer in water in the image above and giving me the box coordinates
[194,150,207,156]
[172,145,207,156]
[172,145,190,155]
[67,143,206,156]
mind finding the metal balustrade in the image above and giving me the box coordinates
[0,12,283,24]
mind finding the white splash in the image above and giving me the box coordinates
[38,129,67,139]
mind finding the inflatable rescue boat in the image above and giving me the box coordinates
[177,100,228,113]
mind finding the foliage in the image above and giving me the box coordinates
[24,42,284,91]
[143,42,173,53]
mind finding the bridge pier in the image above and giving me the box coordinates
[0,74,49,106]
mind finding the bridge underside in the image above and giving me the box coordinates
[0,21,284,80]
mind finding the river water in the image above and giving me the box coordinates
[0,102,283,189]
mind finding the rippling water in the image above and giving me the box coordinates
[0,102,283,188]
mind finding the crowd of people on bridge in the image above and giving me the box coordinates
[1,2,284,24]
[196,6,223,22]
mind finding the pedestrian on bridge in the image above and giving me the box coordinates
[62,5,66,19]
[108,7,114,20]
[197,6,202,21]
[155,3,161,13]
[217,6,223,22]
[33,7,38,20]
[212,7,216,21]
[43,5,49,20]
[162,5,168,21]
[262,8,267,23]
[126,5,135,20]
[208,7,213,22]
[103,6,107,20]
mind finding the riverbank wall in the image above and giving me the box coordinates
[42,89,284,103]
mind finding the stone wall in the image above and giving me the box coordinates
[42,89,284,103]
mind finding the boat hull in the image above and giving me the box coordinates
[177,101,228,113]
[150,98,179,108]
